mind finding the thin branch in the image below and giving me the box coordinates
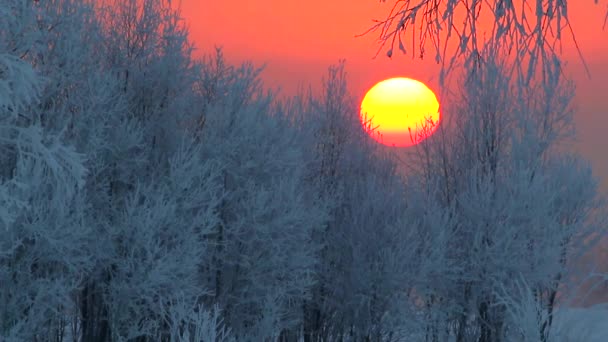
[360,0,603,85]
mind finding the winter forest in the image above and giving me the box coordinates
[1,0,607,341]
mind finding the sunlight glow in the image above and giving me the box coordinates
[360,77,440,147]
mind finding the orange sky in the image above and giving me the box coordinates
[181,0,608,188]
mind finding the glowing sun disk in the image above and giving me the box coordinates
[360,77,440,147]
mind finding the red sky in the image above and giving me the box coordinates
[180,0,608,188]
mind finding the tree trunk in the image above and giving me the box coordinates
[80,280,110,342]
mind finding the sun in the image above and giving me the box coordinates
[360,77,440,147]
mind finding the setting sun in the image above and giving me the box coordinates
[360,77,440,147]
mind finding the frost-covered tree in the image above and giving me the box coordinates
[2,0,339,339]
[189,51,328,340]
[57,1,230,339]
[403,46,604,341]
[362,2,608,339]
[8,0,606,340]
[83,139,223,341]
[1,0,236,340]
[0,1,91,340]
[94,0,204,181]
[286,62,433,341]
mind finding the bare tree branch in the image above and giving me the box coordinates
[360,0,605,85]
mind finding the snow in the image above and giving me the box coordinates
[551,305,608,341]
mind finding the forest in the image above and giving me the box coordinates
[0,0,607,341]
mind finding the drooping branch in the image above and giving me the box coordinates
[359,0,605,85]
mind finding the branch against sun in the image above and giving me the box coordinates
[361,0,607,85]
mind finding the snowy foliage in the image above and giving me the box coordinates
[190,52,328,339]
[0,0,606,341]
[401,46,605,341]
[286,63,443,341]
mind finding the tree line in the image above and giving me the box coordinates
[0,0,605,341]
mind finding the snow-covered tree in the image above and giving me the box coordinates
[0,1,233,340]
[4,0,605,340]
[286,62,436,341]
[0,1,92,339]
[191,51,328,339]
[403,46,604,341]
[93,0,204,180]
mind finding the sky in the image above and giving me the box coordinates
[180,0,608,189]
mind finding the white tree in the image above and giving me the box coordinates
[88,138,222,340]
[402,46,604,341]
[0,1,92,339]
[191,51,328,339]
[9,0,606,340]
[0,1,236,340]
[93,0,205,180]
[287,62,443,341]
